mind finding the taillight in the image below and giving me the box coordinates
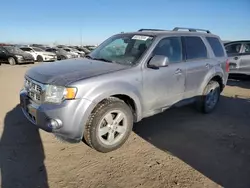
[226,59,230,72]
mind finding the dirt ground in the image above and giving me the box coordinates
[0,63,250,188]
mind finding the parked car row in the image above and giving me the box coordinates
[0,43,98,65]
[0,45,34,65]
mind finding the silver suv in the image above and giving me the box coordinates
[20,27,229,153]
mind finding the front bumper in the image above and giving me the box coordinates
[20,89,95,141]
[43,56,57,62]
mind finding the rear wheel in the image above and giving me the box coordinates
[196,80,220,113]
[83,97,133,153]
[8,57,16,65]
[37,55,43,62]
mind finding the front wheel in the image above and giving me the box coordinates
[8,57,16,65]
[196,80,220,113]
[83,97,133,153]
[37,55,43,62]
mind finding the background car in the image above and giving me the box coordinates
[76,46,91,55]
[0,45,34,65]
[62,48,80,58]
[224,40,250,75]
[45,48,73,60]
[20,46,57,62]
[69,47,85,57]
[84,45,97,51]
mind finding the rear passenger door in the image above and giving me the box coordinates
[184,36,212,98]
[240,42,250,69]
[183,36,212,98]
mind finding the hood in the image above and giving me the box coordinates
[26,58,130,86]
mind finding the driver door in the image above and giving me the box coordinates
[142,37,186,113]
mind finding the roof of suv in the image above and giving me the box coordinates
[224,40,250,45]
[122,27,219,38]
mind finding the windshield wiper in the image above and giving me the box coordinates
[85,55,94,59]
[85,55,113,63]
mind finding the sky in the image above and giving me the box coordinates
[0,0,249,45]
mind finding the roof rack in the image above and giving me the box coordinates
[173,27,211,34]
[138,28,168,32]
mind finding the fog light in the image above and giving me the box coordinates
[47,119,62,130]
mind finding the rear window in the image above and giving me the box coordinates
[206,37,225,57]
[184,36,208,60]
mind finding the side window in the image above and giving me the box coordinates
[152,37,182,63]
[225,43,242,54]
[206,37,225,57]
[184,36,207,60]
[243,43,250,53]
[21,48,32,52]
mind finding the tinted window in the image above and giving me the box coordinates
[206,37,225,57]
[20,47,32,51]
[46,48,56,52]
[152,37,182,63]
[184,36,207,60]
[243,43,250,53]
[225,43,242,54]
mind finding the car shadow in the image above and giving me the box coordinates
[0,105,49,188]
[133,96,250,188]
[227,74,250,89]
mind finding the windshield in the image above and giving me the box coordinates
[89,34,154,65]
[33,47,44,52]
[4,46,24,53]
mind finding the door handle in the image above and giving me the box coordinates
[175,69,182,75]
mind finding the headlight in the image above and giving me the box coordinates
[15,55,23,59]
[45,85,77,103]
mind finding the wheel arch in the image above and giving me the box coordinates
[92,91,142,123]
[199,71,225,95]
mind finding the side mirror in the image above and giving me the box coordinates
[148,55,169,69]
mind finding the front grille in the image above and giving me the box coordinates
[25,78,44,103]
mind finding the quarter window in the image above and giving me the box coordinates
[184,36,208,60]
[206,37,225,57]
[152,37,182,63]
[225,43,242,54]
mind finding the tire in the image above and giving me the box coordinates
[8,57,16,65]
[60,56,66,60]
[83,97,133,153]
[196,80,220,114]
[37,55,43,62]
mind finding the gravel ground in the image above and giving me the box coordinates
[0,63,250,188]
